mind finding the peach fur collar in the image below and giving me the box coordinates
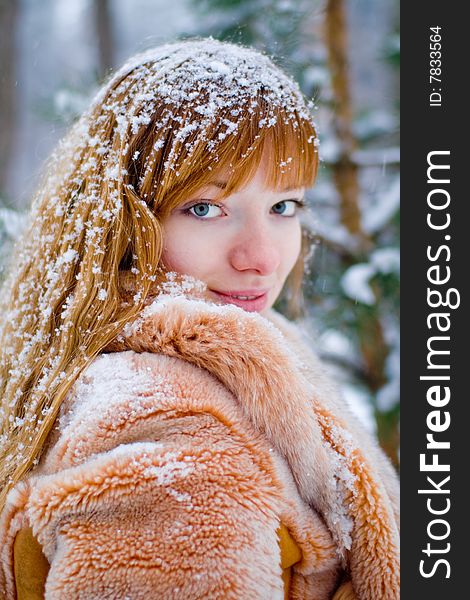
[104,288,400,600]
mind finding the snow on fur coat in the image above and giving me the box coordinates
[0,291,399,599]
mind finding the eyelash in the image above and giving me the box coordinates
[284,198,306,210]
[183,199,306,218]
[182,201,225,218]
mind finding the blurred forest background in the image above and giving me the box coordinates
[0,0,400,465]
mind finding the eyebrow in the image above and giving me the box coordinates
[207,181,303,193]
[280,185,302,193]
[208,181,228,189]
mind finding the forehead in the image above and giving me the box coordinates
[202,171,305,196]
[203,145,308,197]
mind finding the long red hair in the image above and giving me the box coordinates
[0,39,318,509]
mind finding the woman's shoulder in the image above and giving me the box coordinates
[72,349,236,415]
[35,299,298,477]
[42,347,245,472]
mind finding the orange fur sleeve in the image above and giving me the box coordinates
[21,433,286,598]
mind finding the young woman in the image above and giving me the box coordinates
[0,39,399,599]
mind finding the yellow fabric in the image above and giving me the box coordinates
[332,580,356,600]
[14,524,302,599]
[277,522,302,599]
[278,522,302,569]
[13,527,49,600]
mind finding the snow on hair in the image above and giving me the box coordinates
[0,38,318,509]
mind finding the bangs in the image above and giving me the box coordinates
[216,100,318,196]
[147,94,318,214]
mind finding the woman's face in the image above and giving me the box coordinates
[161,162,304,315]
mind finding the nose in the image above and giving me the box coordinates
[228,224,281,276]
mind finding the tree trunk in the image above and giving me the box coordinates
[324,0,362,236]
[324,0,398,467]
[94,0,115,80]
[0,0,19,197]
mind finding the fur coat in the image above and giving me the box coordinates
[0,292,399,599]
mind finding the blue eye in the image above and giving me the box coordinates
[271,200,299,217]
[188,203,224,218]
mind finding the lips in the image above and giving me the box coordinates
[209,289,270,312]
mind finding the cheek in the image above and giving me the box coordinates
[161,220,218,279]
[161,241,188,274]
[281,222,302,275]
[161,233,195,275]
